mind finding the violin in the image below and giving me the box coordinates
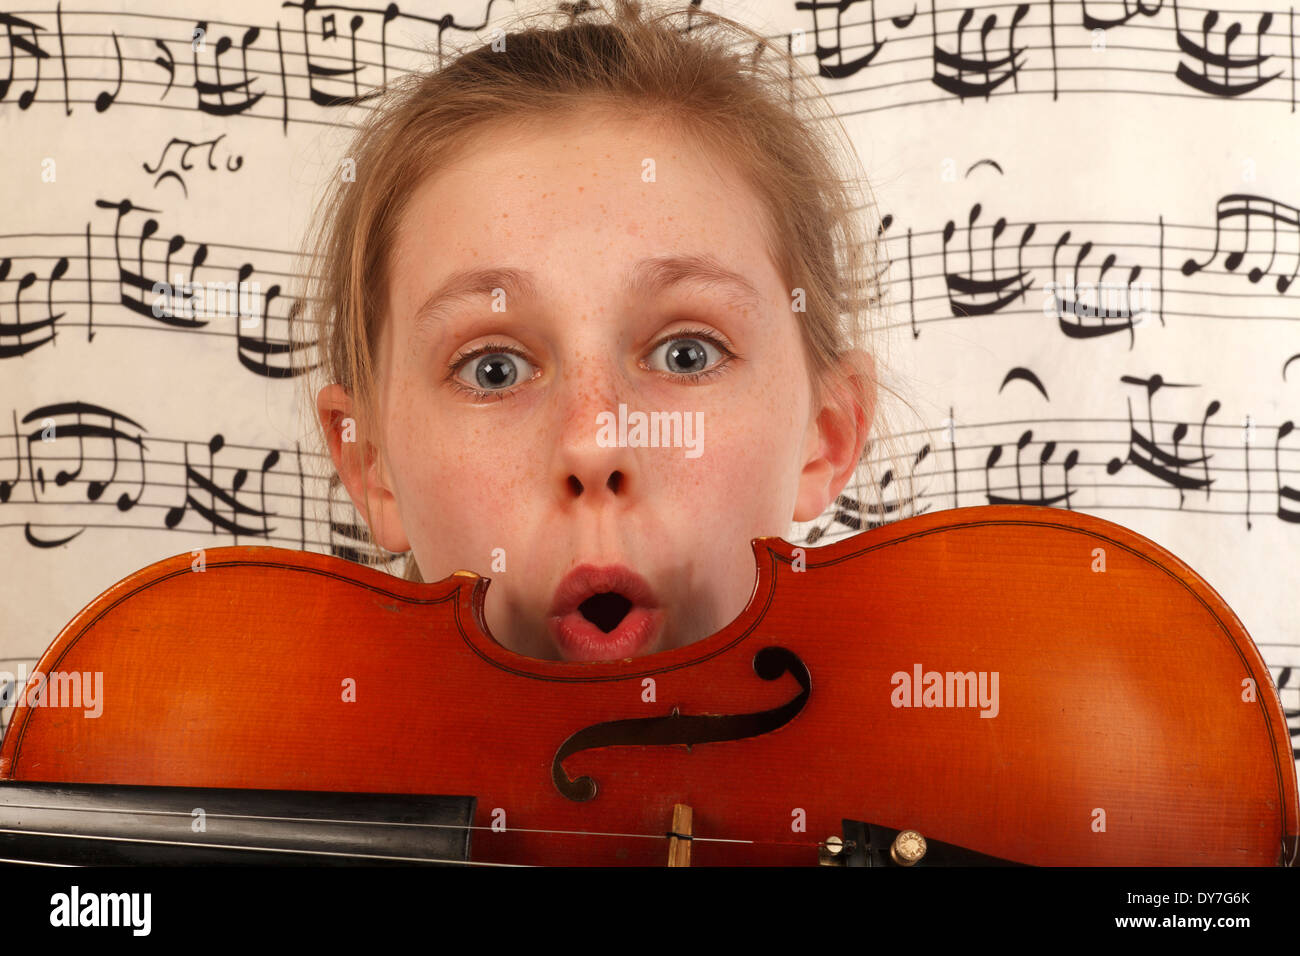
[1,503,1296,866]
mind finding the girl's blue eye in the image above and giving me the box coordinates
[646,333,730,376]
[452,348,536,397]
[448,328,735,401]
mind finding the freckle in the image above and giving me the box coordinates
[577,186,584,193]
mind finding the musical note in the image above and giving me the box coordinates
[94,30,122,112]
[163,433,275,540]
[0,2,505,129]
[0,399,397,560]
[0,256,57,357]
[1275,421,1300,524]
[1048,230,1148,348]
[776,391,1296,529]
[0,410,20,504]
[1106,375,1219,508]
[236,282,316,378]
[864,191,1294,340]
[793,0,917,79]
[20,401,147,513]
[984,429,1079,507]
[0,199,316,373]
[192,22,265,117]
[95,198,199,326]
[1182,194,1300,293]
[153,36,176,97]
[0,2,1294,130]
[0,12,50,109]
[940,204,1035,317]
[1081,0,1163,32]
[931,2,1030,99]
[1174,3,1284,97]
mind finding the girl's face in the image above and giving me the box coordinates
[319,110,871,661]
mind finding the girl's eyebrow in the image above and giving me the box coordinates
[410,253,763,332]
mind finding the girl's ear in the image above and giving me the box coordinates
[315,384,411,554]
[792,352,876,523]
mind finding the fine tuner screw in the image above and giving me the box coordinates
[890,829,927,866]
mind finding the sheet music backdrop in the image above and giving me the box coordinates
[1,0,1296,777]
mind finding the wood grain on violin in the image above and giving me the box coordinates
[2,504,1296,866]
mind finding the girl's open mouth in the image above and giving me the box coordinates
[548,565,663,661]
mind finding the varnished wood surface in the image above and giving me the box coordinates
[2,504,1295,865]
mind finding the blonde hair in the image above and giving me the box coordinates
[294,0,920,582]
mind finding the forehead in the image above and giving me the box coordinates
[387,110,782,301]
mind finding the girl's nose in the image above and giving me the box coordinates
[551,366,638,505]
[565,467,627,499]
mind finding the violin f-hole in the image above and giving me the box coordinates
[550,646,811,802]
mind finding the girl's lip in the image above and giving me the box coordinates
[548,564,659,617]
[547,564,662,661]
[548,606,664,661]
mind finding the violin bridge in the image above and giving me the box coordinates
[666,803,693,867]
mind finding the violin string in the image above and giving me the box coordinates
[0,855,77,867]
[0,801,842,858]
[0,826,528,866]
[0,801,832,850]
[0,799,507,829]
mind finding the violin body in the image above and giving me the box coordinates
[2,504,1296,865]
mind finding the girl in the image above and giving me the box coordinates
[297,0,911,662]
